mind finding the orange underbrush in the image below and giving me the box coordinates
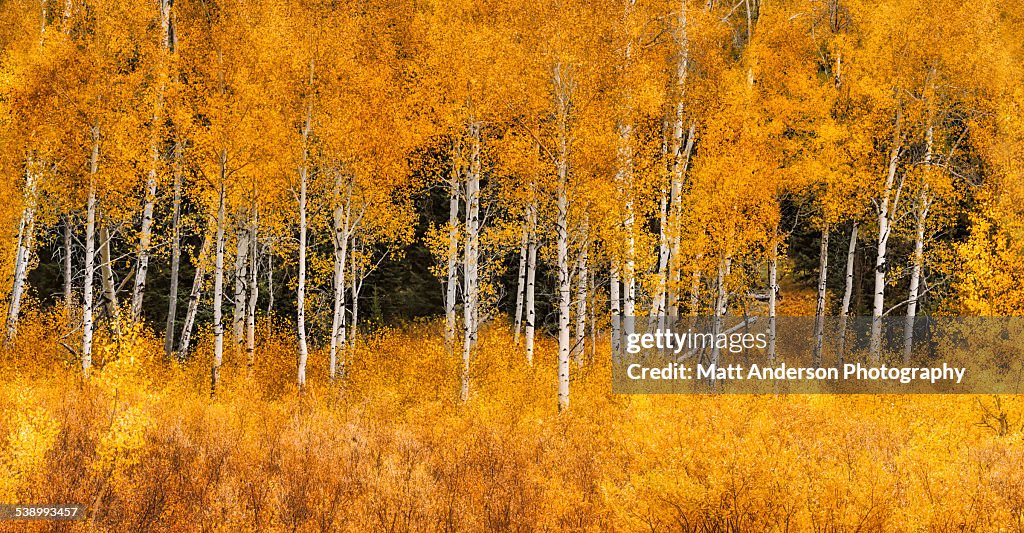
[1,317,1024,531]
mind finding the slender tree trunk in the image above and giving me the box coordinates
[266,242,273,315]
[164,142,182,356]
[82,130,100,376]
[330,174,352,381]
[7,160,39,341]
[837,222,858,363]
[329,237,344,380]
[871,111,902,359]
[296,59,313,390]
[524,201,537,366]
[589,263,597,363]
[296,159,309,389]
[554,64,571,412]
[232,224,249,353]
[903,123,933,363]
[99,224,119,336]
[445,139,460,350]
[650,172,669,326]
[513,212,528,344]
[610,263,621,362]
[574,221,589,366]
[350,247,360,349]
[611,8,637,338]
[902,199,928,363]
[617,0,637,342]
[651,118,670,327]
[212,171,226,396]
[162,0,181,351]
[63,215,74,318]
[460,119,481,403]
[246,211,258,371]
[620,121,636,343]
[133,0,172,323]
[668,0,690,317]
[556,163,571,412]
[178,232,210,359]
[813,228,829,366]
[132,146,158,322]
[669,124,695,317]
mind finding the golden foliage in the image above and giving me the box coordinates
[2,325,1024,531]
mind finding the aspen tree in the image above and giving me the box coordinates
[512,210,529,344]
[574,220,589,366]
[461,118,481,402]
[131,0,175,323]
[553,61,573,412]
[445,140,460,350]
[212,178,226,394]
[82,129,99,375]
[870,110,902,359]
[524,199,538,365]
[178,233,211,359]
[6,161,39,340]
[667,0,691,319]
[837,222,857,361]
[165,139,182,356]
[812,228,829,366]
[246,210,258,370]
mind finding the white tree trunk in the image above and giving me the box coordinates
[610,263,621,362]
[296,60,313,389]
[589,262,597,362]
[63,215,74,317]
[556,163,571,412]
[350,243,361,349]
[650,179,669,327]
[813,228,829,366]
[667,0,690,317]
[296,158,309,389]
[246,211,258,370]
[838,222,858,362]
[460,120,481,403]
[330,173,352,381]
[445,139,460,350]
[266,242,273,314]
[903,122,933,363]
[133,0,171,323]
[555,64,571,412]
[232,225,249,353]
[617,0,637,342]
[99,224,119,335]
[513,213,529,344]
[165,141,182,357]
[524,201,538,366]
[82,131,100,376]
[574,221,589,366]
[6,161,39,341]
[212,172,226,395]
[870,115,902,359]
[619,121,636,342]
[669,123,695,318]
[178,232,210,359]
[132,146,158,322]
[902,199,928,363]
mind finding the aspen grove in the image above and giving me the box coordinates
[3,0,1024,529]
